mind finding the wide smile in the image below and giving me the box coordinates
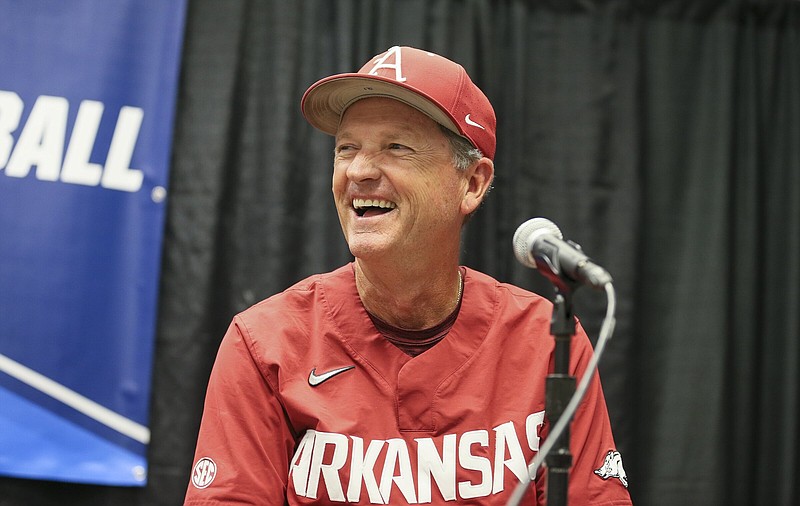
[352,198,397,218]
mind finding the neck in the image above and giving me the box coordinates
[354,260,463,330]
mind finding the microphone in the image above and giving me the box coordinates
[513,217,612,289]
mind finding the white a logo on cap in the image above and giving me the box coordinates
[368,46,407,82]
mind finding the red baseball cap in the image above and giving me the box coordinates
[301,46,496,160]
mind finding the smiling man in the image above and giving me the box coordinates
[185,46,631,505]
[332,96,491,331]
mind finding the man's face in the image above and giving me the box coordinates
[332,97,468,265]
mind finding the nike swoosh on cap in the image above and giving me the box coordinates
[465,114,486,130]
[308,365,355,386]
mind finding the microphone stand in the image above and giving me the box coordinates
[510,222,614,506]
[532,251,579,506]
[544,286,576,506]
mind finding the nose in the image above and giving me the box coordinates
[345,151,382,183]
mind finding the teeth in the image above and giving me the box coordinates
[353,198,397,210]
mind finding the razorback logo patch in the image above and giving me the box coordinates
[594,450,628,488]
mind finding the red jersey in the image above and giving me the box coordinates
[185,264,631,505]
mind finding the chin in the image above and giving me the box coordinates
[347,239,393,261]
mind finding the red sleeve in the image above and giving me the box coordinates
[184,318,296,505]
[557,327,632,505]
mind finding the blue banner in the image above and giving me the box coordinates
[0,0,187,486]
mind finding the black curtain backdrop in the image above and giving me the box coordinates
[1,1,798,505]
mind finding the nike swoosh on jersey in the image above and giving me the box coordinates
[308,365,355,386]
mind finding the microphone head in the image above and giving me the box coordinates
[513,217,563,269]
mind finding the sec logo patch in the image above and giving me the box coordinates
[191,457,217,489]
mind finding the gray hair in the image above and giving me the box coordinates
[438,124,483,171]
[437,124,492,223]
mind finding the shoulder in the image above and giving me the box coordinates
[217,264,359,382]
[238,264,353,319]
[464,266,553,313]
[231,264,356,348]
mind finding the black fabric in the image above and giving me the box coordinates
[1,1,798,505]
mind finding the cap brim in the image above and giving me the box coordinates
[301,74,461,137]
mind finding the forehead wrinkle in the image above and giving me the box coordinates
[336,121,429,144]
[336,99,440,143]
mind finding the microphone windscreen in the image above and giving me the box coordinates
[512,217,563,269]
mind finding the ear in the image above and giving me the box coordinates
[461,157,495,216]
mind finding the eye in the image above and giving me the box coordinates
[387,143,412,152]
[335,143,357,156]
